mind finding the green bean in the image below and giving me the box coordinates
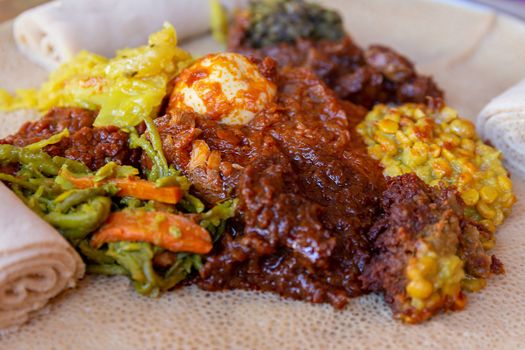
[107,241,158,295]
[78,240,116,264]
[52,156,89,174]
[178,194,205,213]
[159,254,200,290]
[0,145,88,176]
[25,128,69,151]
[155,173,191,192]
[138,259,159,296]
[17,147,60,175]
[93,162,118,182]
[45,196,111,240]
[144,115,169,177]
[9,184,46,215]
[54,188,106,213]
[127,117,169,181]
[0,173,40,190]
[0,144,21,163]
[0,174,62,200]
[16,164,45,180]
[118,196,145,209]
[199,198,237,240]
[157,269,187,291]
[200,198,237,226]
[93,162,139,182]
[128,128,162,180]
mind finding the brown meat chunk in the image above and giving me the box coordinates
[199,149,383,308]
[228,13,443,108]
[365,45,414,82]
[1,107,95,145]
[361,174,500,323]
[0,107,141,170]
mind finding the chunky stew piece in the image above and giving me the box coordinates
[0,108,141,170]
[161,60,385,306]
[361,174,503,323]
[199,148,384,307]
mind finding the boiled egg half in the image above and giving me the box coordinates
[169,53,276,125]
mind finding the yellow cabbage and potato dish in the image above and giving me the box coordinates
[0,23,192,128]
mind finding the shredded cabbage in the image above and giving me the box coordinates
[24,128,70,150]
[0,23,193,128]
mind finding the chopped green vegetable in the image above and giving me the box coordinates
[54,187,114,212]
[243,0,344,48]
[127,123,169,181]
[178,193,206,213]
[45,196,112,240]
[155,173,191,192]
[78,240,117,265]
[102,242,199,296]
[94,162,139,182]
[200,198,238,240]
[24,128,70,151]
[0,144,89,177]
[0,130,237,297]
[0,145,122,242]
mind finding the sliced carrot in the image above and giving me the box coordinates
[64,174,94,188]
[112,178,182,204]
[61,170,182,204]
[91,210,212,254]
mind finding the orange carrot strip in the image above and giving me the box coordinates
[64,174,94,188]
[112,178,182,204]
[91,210,212,254]
[61,170,182,204]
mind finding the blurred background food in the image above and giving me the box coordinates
[1,0,525,23]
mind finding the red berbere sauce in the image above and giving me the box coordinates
[160,62,386,307]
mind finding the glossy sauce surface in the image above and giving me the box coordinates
[162,60,386,307]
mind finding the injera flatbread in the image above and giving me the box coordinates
[477,79,525,179]
[0,183,84,330]
[12,0,248,70]
[1,0,525,348]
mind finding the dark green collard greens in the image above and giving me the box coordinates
[242,0,344,48]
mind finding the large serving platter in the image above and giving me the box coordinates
[1,0,525,348]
